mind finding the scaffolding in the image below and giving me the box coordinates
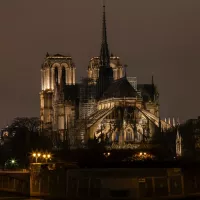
[79,77,97,119]
[127,76,142,97]
[66,77,98,148]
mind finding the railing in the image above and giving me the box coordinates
[0,174,30,195]
[2,167,200,199]
[65,169,200,199]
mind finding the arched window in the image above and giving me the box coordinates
[62,67,66,84]
[126,128,133,141]
[55,67,58,84]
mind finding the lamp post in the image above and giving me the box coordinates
[4,158,18,169]
[32,153,41,163]
[103,152,111,158]
[42,154,51,163]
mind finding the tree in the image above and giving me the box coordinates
[1,117,52,167]
[179,119,200,161]
[9,117,40,133]
[151,126,176,160]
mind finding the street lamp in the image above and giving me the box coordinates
[32,152,41,163]
[32,152,52,163]
[4,158,18,169]
[42,153,51,163]
[11,159,15,164]
[104,152,111,158]
[43,154,47,162]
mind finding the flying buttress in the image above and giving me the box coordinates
[137,108,172,130]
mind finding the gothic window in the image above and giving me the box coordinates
[62,67,66,84]
[55,67,58,84]
[126,128,133,141]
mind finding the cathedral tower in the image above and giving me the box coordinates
[40,53,76,130]
[88,56,124,83]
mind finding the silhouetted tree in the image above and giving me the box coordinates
[151,126,176,160]
[179,118,200,161]
[1,117,52,167]
[9,117,40,132]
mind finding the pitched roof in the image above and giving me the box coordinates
[102,77,138,99]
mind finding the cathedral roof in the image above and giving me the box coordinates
[45,53,72,59]
[102,77,138,99]
[53,54,65,57]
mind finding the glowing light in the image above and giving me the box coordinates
[32,151,52,163]
[32,152,41,163]
[103,152,111,158]
[11,159,16,164]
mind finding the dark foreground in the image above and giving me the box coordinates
[1,190,200,200]
[0,191,42,199]
[3,161,200,199]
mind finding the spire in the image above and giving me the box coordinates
[173,117,176,127]
[100,0,110,67]
[176,127,182,157]
[168,117,171,125]
[97,1,113,99]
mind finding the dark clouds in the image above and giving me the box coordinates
[0,0,200,127]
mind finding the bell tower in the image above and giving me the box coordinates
[40,53,76,130]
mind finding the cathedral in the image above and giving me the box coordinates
[40,4,173,149]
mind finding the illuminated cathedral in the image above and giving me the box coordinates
[40,4,173,149]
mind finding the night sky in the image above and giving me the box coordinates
[0,0,200,128]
